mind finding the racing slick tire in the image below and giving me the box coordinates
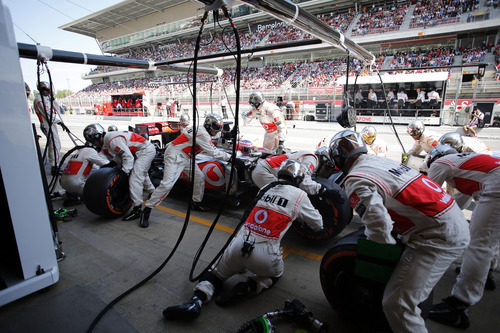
[320,228,433,331]
[83,167,132,217]
[292,177,352,241]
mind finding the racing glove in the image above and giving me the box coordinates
[401,153,409,165]
[319,185,345,204]
[59,122,70,132]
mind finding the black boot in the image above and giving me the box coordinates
[122,205,141,221]
[162,296,202,320]
[140,207,151,228]
[215,280,256,306]
[428,296,470,329]
[191,201,210,212]
[485,270,496,291]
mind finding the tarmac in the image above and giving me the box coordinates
[0,115,498,332]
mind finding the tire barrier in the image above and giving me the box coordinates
[83,167,132,217]
[292,177,352,241]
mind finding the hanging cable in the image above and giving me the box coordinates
[86,11,211,333]
[188,5,243,282]
[375,70,406,153]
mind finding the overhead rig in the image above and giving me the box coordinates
[197,0,375,66]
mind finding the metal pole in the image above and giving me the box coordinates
[237,0,375,64]
[17,42,220,76]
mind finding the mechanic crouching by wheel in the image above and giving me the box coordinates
[83,123,156,222]
[60,143,110,206]
[162,160,323,320]
[243,91,287,154]
[139,113,231,228]
[426,146,500,329]
[329,130,470,333]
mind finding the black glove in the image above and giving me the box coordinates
[59,122,69,132]
[102,161,117,168]
[319,185,345,204]
[276,141,285,155]
[230,127,238,139]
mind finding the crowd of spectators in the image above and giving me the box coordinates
[461,47,487,63]
[352,1,409,36]
[410,0,480,28]
[389,47,455,69]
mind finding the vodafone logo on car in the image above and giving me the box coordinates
[201,162,225,188]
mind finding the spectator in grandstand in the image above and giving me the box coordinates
[397,88,408,110]
[427,88,440,115]
[463,107,484,137]
[244,92,287,154]
[386,87,395,106]
[367,88,378,109]
[139,114,231,228]
[411,87,427,115]
[354,88,365,108]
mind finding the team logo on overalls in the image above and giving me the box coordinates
[254,209,268,224]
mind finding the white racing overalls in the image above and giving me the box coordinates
[195,182,323,301]
[60,147,109,195]
[408,131,440,155]
[343,154,469,333]
[33,94,62,167]
[145,126,230,208]
[366,138,388,157]
[102,131,156,207]
[244,101,287,153]
[461,136,492,155]
[251,150,322,195]
[428,153,500,306]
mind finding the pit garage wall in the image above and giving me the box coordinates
[0,3,59,306]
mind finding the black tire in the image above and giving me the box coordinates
[83,168,132,218]
[293,177,353,241]
[320,228,432,332]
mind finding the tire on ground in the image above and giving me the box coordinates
[292,177,352,241]
[83,168,132,217]
[320,228,432,331]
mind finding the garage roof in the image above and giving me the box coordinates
[59,0,189,38]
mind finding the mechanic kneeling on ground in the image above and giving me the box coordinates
[330,130,470,333]
[139,113,231,228]
[162,159,323,320]
[83,123,156,222]
[426,145,500,329]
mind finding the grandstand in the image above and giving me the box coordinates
[60,0,500,126]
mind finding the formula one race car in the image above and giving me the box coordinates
[83,121,352,240]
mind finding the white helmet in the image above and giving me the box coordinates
[439,132,463,152]
[248,91,265,109]
[277,159,305,186]
[407,120,425,137]
[329,130,367,171]
[361,126,377,145]
[107,124,118,132]
[180,113,190,128]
